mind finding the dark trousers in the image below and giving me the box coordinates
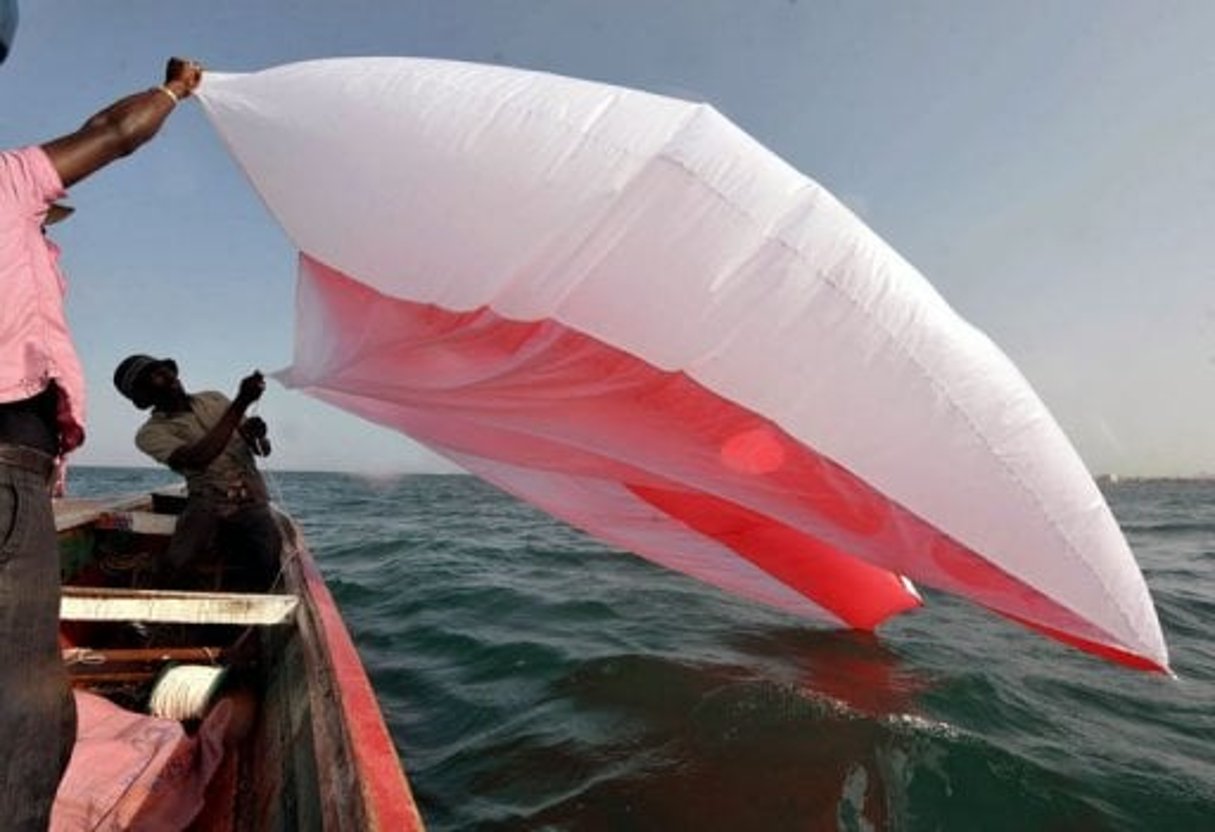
[0,450,76,830]
[166,498,282,591]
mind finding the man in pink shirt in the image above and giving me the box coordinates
[0,56,202,829]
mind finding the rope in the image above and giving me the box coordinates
[248,401,290,511]
[98,549,156,575]
[247,400,298,592]
[148,664,227,721]
[62,648,106,666]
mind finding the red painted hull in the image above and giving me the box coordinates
[287,521,424,830]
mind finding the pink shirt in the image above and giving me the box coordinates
[0,146,86,453]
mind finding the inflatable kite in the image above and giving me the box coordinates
[197,58,1169,672]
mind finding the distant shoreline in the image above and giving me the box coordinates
[70,463,1211,483]
[1095,474,1215,485]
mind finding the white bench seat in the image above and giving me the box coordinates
[61,586,298,626]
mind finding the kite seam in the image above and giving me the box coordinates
[635,136,1139,646]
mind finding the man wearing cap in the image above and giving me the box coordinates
[114,356,281,590]
[0,44,203,825]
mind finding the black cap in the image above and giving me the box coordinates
[114,354,177,409]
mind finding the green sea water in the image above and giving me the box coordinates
[70,468,1215,831]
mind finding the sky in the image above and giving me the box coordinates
[1,1,1213,477]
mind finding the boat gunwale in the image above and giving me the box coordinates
[282,517,425,831]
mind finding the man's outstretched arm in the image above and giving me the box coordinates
[168,372,265,471]
[41,56,202,187]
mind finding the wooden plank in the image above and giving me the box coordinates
[64,646,227,687]
[95,510,178,535]
[61,586,299,625]
[53,493,152,532]
[68,671,157,686]
[64,646,226,665]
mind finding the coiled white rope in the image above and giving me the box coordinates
[148,664,226,721]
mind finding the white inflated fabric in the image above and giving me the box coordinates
[198,58,1168,671]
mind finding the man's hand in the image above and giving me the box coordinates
[236,371,266,407]
[164,57,203,100]
[240,416,272,456]
[242,416,268,439]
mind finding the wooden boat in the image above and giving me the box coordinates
[53,488,425,831]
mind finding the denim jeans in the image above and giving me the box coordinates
[0,448,76,830]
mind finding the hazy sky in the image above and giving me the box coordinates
[1,2,1212,476]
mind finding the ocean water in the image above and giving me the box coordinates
[69,468,1214,831]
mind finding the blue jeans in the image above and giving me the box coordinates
[0,446,76,830]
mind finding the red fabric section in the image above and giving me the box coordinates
[1000,613,1168,674]
[629,483,921,629]
[290,255,1149,668]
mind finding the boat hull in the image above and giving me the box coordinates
[53,491,423,830]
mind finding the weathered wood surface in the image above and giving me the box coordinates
[61,586,299,625]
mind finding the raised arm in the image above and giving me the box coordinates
[167,371,265,471]
[41,57,202,187]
